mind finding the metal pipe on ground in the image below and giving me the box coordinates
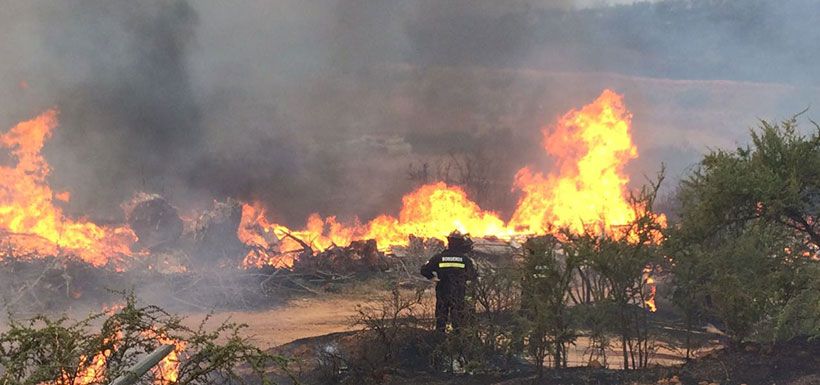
[109,345,175,385]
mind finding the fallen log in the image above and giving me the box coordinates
[193,198,249,263]
[124,193,183,251]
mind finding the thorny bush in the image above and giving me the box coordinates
[341,287,433,384]
[0,293,295,385]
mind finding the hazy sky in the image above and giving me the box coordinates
[1,0,817,224]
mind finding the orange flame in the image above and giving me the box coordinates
[3,91,658,270]
[40,333,120,385]
[0,110,136,266]
[146,333,186,385]
[643,267,658,312]
[240,183,514,268]
[64,350,110,385]
[365,182,512,247]
[39,329,184,385]
[509,89,638,234]
[241,89,664,267]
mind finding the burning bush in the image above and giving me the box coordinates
[0,293,293,385]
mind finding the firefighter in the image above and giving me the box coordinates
[420,231,478,333]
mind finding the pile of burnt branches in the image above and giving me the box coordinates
[298,242,387,274]
[0,255,324,314]
[0,233,517,314]
[0,253,400,314]
[0,254,121,315]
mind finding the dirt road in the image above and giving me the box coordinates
[183,295,373,349]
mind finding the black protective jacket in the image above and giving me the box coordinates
[420,250,478,294]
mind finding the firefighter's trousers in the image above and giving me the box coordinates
[435,284,466,332]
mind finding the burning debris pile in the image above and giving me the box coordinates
[0,90,664,310]
[235,89,663,268]
[293,239,388,274]
[124,193,183,252]
[192,198,247,263]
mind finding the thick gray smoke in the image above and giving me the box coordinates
[1,0,818,226]
[0,1,203,218]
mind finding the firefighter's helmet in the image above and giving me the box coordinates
[447,231,474,252]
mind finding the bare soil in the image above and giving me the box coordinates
[180,294,376,350]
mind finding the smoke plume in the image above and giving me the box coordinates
[1,0,818,226]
